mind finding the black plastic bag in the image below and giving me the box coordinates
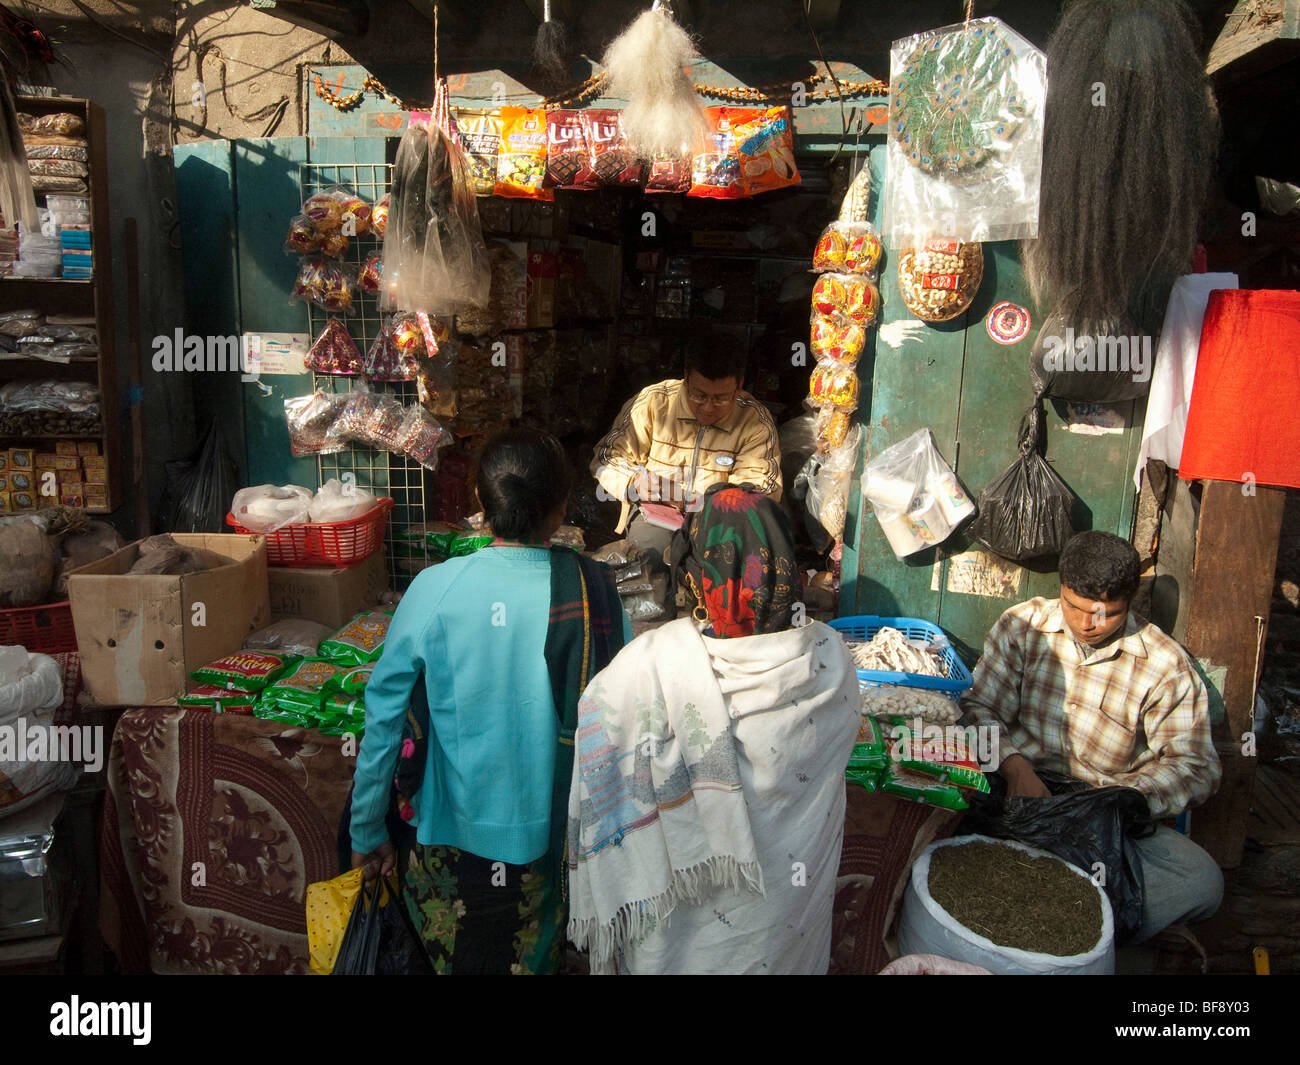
[168,417,240,533]
[1029,310,1153,402]
[967,401,1078,561]
[960,769,1157,945]
[334,874,434,975]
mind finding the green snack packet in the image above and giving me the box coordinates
[320,692,366,722]
[190,650,298,693]
[427,529,493,559]
[178,684,258,714]
[888,716,990,793]
[880,760,968,810]
[845,764,884,791]
[319,723,364,739]
[253,704,317,729]
[323,665,372,697]
[261,657,343,716]
[319,612,391,666]
[850,713,888,769]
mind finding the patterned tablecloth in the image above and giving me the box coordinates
[100,709,354,974]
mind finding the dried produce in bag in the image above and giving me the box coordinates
[813,220,882,277]
[814,406,853,452]
[245,618,334,659]
[457,108,504,195]
[732,106,800,196]
[495,107,552,200]
[546,109,595,190]
[358,252,383,294]
[27,159,88,179]
[396,405,449,470]
[898,239,984,322]
[810,313,866,365]
[190,650,297,693]
[24,112,85,136]
[319,611,392,666]
[885,17,1046,245]
[812,273,880,327]
[967,402,1077,561]
[801,424,860,540]
[383,117,492,314]
[690,107,745,199]
[305,318,364,375]
[23,143,87,162]
[578,109,642,187]
[285,391,346,455]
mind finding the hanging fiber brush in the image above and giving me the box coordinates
[600,0,705,161]
[533,0,571,90]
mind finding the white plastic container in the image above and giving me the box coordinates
[927,469,976,527]
[898,835,1116,975]
[904,492,951,544]
[878,511,929,557]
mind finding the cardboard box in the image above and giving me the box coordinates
[55,440,78,455]
[0,491,10,512]
[67,533,271,706]
[12,490,34,511]
[7,448,32,471]
[76,441,100,457]
[267,548,388,629]
[7,469,32,493]
[81,454,106,472]
[81,467,107,485]
[35,454,79,471]
[59,491,83,508]
[0,452,6,472]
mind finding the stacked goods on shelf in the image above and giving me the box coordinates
[19,111,88,197]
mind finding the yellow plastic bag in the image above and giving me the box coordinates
[306,867,365,975]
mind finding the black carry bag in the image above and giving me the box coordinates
[333,874,434,975]
[967,400,1078,562]
[960,769,1158,945]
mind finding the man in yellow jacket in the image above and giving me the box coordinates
[591,347,782,602]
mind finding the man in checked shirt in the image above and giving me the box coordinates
[961,530,1223,942]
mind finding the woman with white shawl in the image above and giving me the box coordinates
[567,485,859,974]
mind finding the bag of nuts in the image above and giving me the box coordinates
[897,240,984,322]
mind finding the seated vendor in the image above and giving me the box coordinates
[960,530,1223,943]
[589,343,782,604]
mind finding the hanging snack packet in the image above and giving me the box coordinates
[457,108,504,196]
[190,650,297,693]
[285,214,322,255]
[644,150,693,194]
[305,318,364,375]
[363,319,413,381]
[292,259,357,314]
[396,405,449,470]
[371,194,389,238]
[546,109,595,190]
[810,314,866,365]
[808,361,860,411]
[361,394,407,451]
[690,108,745,199]
[496,107,552,200]
[322,664,372,697]
[812,272,880,327]
[813,220,883,277]
[888,716,990,792]
[336,191,372,235]
[319,611,392,666]
[390,312,429,360]
[261,657,343,716]
[302,188,348,233]
[178,685,258,714]
[358,252,383,294]
[578,109,642,187]
[285,391,347,455]
[732,106,800,196]
[318,693,367,728]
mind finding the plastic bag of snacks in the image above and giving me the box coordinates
[364,319,417,381]
[813,406,853,452]
[644,151,693,194]
[190,650,297,693]
[177,685,258,714]
[812,220,882,277]
[889,716,989,793]
[812,273,880,328]
[305,318,364,375]
[880,759,969,810]
[284,391,347,455]
[885,18,1045,245]
[358,252,383,294]
[292,258,357,314]
[285,214,322,255]
[371,194,389,238]
[302,186,370,235]
[458,108,504,196]
[861,427,975,559]
[317,693,367,730]
[396,405,449,470]
[390,311,432,361]
[732,106,800,196]
[808,361,860,411]
[323,664,372,697]
[261,657,343,716]
[690,107,745,199]
[245,618,334,659]
[898,240,984,323]
[802,423,861,540]
[495,107,552,200]
[578,109,642,187]
[319,611,392,666]
[546,110,596,190]
[810,314,867,365]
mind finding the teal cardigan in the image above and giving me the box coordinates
[350,546,631,864]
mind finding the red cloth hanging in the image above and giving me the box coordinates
[1179,289,1300,488]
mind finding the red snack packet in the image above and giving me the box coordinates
[578,109,643,187]
[547,110,596,190]
[305,317,364,375]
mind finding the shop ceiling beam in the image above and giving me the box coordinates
[1208,0,1300,80]
[804,0,841,30]
[401,0,482,33]
[247,0,369,39]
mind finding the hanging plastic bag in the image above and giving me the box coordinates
[333,874,433,976]
[306,867,365,975]
[229,484,313,533]
[960,770,1156,946]
[305,318,364,375]
[284,391,347,456]
[310,478,376,523]
[382,117,491,315]
[801,424,862,542]
[169,418,240,533]
[884,17,1046,245]
[861,427,975,559]
[967,402,1078,561]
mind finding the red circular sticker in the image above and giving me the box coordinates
[986,301,1031,345]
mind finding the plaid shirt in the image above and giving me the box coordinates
[960,597,1221,818]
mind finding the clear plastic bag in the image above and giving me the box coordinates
[382,118,491,315]
[304,318,363,375]
[811,273,880,329]
[885,17,1046,245]
[812,220,882,278]
[230,484,313,533]
[284,391,347,456]
[310,478,376,523]
[803,423,862,541]
[861,427,975,558]
[244,618,334,658]
[395,405,449,470]
[292,258,357,314]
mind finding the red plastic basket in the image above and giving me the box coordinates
[226,497,394,567]
[0,600,77,653]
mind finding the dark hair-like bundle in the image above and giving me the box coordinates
[476,427,571,542]
[1023,0,1219,336]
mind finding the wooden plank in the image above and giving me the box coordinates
[1184,479,1286,867]
[232,137,317,488]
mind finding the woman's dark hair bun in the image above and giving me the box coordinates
[476,429,571,542]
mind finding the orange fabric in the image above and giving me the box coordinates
[1179,289,1300,488]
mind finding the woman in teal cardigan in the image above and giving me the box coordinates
[350,428,630,974]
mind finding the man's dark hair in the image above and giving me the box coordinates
[476,427,570,541]
[1059,530,1140,602]
[684,338,746,384]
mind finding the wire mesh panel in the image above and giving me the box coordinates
[298,161,432,590]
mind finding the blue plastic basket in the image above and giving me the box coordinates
[828,615,973,699]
